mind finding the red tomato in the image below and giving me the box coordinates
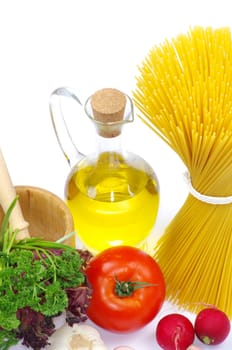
[86,246,166,333]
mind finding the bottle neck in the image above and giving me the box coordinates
[95,133,123,155]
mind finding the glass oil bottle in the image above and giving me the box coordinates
[50,87,159,253]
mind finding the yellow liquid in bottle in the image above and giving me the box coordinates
[65,152,159,253]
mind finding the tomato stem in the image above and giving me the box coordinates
[114,276,157,297]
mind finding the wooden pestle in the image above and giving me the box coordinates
[0,148,30,239]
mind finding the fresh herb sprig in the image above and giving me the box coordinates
[0,197,92,350]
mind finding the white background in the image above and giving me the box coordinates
[0,0,232,349]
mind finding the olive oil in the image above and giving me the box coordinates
[65,152,159,252]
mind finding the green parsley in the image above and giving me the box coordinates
[0,197,87,349]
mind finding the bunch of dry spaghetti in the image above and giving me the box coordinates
[133,27,232,317]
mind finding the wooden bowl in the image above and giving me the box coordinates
[0,186,75,247]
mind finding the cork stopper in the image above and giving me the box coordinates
[90,88,126,137]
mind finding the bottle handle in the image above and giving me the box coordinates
[49,87,85,168]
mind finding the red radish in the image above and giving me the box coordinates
[155,313,195,350]
[194,307,230,345]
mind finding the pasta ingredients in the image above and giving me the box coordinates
[155,313,195,350]
[46,324,108,349]
[194,308,230,345]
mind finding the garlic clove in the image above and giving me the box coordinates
[46,323,109,350]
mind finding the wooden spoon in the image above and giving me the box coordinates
[0,148,30,239]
